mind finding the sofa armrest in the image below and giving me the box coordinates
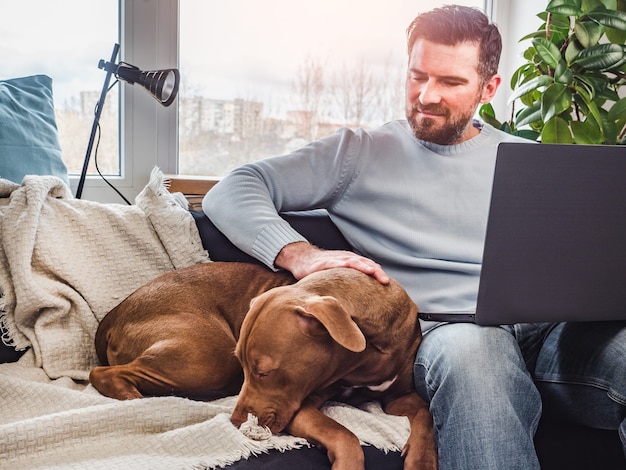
[191,209,353,262]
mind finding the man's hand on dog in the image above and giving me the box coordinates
[275,241,390,285]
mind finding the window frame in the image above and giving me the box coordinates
[70,0,179,203]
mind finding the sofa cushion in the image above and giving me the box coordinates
[0,74,69,185]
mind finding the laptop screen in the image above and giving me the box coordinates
[474,142,626,325]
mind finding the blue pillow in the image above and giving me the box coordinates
[0,75,69,185]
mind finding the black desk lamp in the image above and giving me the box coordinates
[75,43,180,199]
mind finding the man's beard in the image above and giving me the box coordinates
[406,103,476,145]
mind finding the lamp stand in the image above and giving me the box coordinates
[75,43,120,199]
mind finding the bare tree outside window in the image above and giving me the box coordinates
[178,54,406,176]
[330,59,377,128]
[178,0,485,177]
[291,55,328,142]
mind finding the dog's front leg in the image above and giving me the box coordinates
[385,392,438,470]
[286,402,365,470]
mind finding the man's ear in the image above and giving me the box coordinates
[480,73,502,104]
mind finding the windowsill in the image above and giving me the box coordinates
[164,174,221,210]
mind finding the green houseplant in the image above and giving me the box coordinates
[481,0,626,144]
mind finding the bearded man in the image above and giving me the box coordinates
[204,5,626,469]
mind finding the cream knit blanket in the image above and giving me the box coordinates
[0,168,210,379]
[0,170,410,469]
[0,352,410,469]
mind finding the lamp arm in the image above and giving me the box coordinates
[75,43,120,199]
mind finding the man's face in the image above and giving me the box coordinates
[405,39,500,145]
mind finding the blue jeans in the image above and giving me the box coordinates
[413,321,626,469]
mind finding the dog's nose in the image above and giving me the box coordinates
[230,410,247,428]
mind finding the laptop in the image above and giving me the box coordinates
[420,142,626,325]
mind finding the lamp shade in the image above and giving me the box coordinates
[136,69,180,106]
[98,60,180,107]
[77,43,181,200]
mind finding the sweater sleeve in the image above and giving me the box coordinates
[202,128,359,268]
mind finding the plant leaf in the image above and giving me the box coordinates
[607,46,626,70]
[597,87,620,102]
[574,20,605,47]
[541,83,573,122]
[601,118,619,144]
[586,9,626,30]
[519,30,550,42]
[607,97,626,121]
[606,25,626,42]
[537,11,578,29]
[565,40,583,64]
[573,75,598,104]
[546,0,583,15]
[479,103,502,129]
[515,101,543,127]
[585,99,605,129]
[521,92,541,108]
[510,63,537,89]
[508,75,554,103]
[572,43,625,70]
[581,0,614,13]
[573,93,605,129]
[555,60,574,84]
[574,72,610,99]
[514,129,542,141]
[617,119,626,144]
[479,102,496,118]
[571,119,603,143]
[541,116,575,143]
[533,38,563,69]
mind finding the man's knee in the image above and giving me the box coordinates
[414,324,533,399]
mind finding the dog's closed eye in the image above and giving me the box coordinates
[252,358,275,379]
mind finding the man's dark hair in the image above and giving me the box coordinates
[406,5,502,83]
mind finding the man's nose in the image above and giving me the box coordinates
[418,79,441,105]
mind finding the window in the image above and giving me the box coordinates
[3,0,538,202]
[0,1,120,178]
[178,0,487,176]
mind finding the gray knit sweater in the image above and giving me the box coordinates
[203,120,528,321]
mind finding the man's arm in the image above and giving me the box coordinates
[203,128,389,283]
[203,130,353,265]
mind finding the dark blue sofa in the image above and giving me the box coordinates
[1,210,623,469]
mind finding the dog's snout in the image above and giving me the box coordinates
[231,404,281,434]
[230,408,248,428]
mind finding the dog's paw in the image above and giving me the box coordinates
[401,444,438,470]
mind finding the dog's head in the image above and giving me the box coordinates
[231,284,366,433]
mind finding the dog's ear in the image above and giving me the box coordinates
[295,295,366,353]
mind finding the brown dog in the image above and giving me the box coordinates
[90,262,295,401]
[232,267,436,470]
[90,262,436,469]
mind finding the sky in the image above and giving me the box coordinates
[179,0,484,115]
[0,1,118,107]
[0,0,484,112]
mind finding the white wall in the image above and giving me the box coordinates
[491,0,545,120]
